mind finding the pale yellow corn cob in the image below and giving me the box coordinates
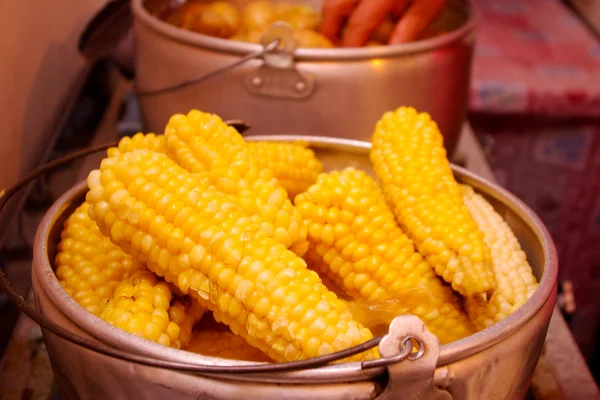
[107,133,167,158]
[100,270,203,348]
[370,107,496,301]
[165,110,309,256]
[247,141,323,198]
[296,168,475,343]
[55,202,145,315]
[86,150,376,362]
[460,185,538,330]
[186,329,272,362]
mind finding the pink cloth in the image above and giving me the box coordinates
[470,0,600,116]
[469,1,600,357]
[470,114,600,357]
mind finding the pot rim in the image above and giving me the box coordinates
[33,136,557,380]
[131,0,476,61]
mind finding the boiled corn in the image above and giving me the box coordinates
[370,107,496,301]
[186,329,272,362]
[100,270,203,348]
[296,168,475,343]
[247,141,323,198]
[55,202,145,315]
[460,185,538,330]
[86,150,376,362]
[107,133,167,159]
[165,110,309,256]
[169,297,207,348]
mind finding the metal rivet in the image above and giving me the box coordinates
[252,77,262,86]
[402,336,425,361]
[296,81,306,91]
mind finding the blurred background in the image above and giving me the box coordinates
[0,0,599,398]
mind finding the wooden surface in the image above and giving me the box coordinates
[544,307,600,399]
[0,101,598,399]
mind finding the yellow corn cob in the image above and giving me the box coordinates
[460,185,538,330]
[247,141,323,198]
[186,329,273,362]
[296,168,475,343]
[370,107,496,301]
[55,202,145,315]
[169,297,207,348]
[107,133,167,158]
[100,270,203,348]
[165,110,309,256]
[165,111,245,173]
[86,150,376,362]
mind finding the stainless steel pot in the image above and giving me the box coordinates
[32,136,557,400]
[132,0,475,153]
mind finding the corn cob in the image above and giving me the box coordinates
[460,185,538,330]
[165,110,309,256]
[100,270,203,348]
[186,329,273,362]
[247,141,323,198]
[55,202,145,315]
[370,107,496,301]
[107,133,168,158]
[169,297,207,348]
[296,168,475,343]
[86,150,376,362]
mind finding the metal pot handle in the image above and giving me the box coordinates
[243,22,316,100]
[79,2,313,100]
[135,38,282,97]
[371,315,453,399]
[132,22,313,99]
[78,0,136,79]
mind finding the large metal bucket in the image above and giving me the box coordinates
[32,137,557,399]
[132,0,475,153]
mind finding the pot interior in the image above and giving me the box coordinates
[143,0,471,41]
[37,136,556,377]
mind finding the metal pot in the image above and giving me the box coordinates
[132,0,475,153]
[32,136,557,400]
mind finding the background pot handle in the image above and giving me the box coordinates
[244,22,316,100]
[79,4,314,99]
[135,39,281,97]
[78,0,136,79]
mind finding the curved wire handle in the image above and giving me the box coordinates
[0,137,417,374]
[135,39,280,98]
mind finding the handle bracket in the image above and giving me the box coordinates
[376,315,453,399]
[244,22,315,100]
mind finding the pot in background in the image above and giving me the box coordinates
[132,0,475,153]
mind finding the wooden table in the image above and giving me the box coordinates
[0,90,598,398]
